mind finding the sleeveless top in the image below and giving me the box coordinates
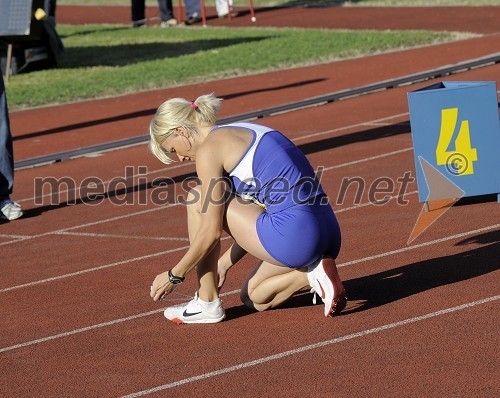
[210,122,326,214]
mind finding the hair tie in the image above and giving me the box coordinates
[190,101,198,111]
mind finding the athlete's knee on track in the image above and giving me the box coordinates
[240,281,271,312]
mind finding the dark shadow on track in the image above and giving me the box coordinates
[224,290,316,322]
[342,229,500,315]
[14,79,326,141]
[454,194,499,207]
[223,305,255,321]
[298,122,410,155]
[221,78,326,100]
[14,109,156,141]
[20,171,197,218]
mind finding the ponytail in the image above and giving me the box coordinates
[149,93,222,164]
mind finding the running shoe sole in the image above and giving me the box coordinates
[321,257,347,317]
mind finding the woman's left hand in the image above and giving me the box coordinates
[150,271,176,301]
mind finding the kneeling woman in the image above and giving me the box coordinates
[149,94,346,324]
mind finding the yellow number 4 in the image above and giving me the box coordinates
[436,108,477,175]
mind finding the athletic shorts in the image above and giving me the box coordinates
[256,202,341,268]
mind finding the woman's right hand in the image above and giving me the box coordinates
[150,270,176,301]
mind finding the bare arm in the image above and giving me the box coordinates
[150,138,226,301]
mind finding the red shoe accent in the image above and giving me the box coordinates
[171,317,185,324]
[322,257,347,317]
[328,294,347,318]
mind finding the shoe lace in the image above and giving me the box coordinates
[310,288,318,305]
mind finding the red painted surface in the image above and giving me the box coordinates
[1,5,499,397]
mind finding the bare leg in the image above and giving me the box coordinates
[222,196,310,310]
[241,261,309,311]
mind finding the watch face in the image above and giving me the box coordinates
[168,270,183,284]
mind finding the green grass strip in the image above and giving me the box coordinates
[6,24,456,109]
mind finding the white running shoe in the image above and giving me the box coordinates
[307,256,347,317]
[160,18,178,27]
[164,292,226,324]
[0,199,23,221]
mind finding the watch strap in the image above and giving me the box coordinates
[168,269,185,284]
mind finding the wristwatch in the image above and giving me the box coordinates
[168,270,185,285]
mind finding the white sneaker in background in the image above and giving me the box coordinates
[216,0,234,17]
[160,18,178,27]
[164,292,226,324]
[0,199,23,221]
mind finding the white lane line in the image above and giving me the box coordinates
[121,295,500,397]
[0,309,163,354]
[0,289,241,354]
[55,231,190,242]
[0,234,32,239]
[0,203,176,247]
[322,147,412,171]
[363,121,410,127]
[336,190,418,213]
[18,112,410,205]
[0,245,187,293]
[1,224,497,353]
[0,236,231,293]
[292,112,409,142]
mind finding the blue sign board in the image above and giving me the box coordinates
[408,81,500,202]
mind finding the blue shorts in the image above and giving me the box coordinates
[256,202,341,268]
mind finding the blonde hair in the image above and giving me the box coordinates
[149,93,222,164]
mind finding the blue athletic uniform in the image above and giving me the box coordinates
[212,122,341,268]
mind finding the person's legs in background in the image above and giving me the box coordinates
[158,0,178,27]
[131,0,146,27]
[183,0,202,25]
[43,0,57,25]
[0,74,22,221]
